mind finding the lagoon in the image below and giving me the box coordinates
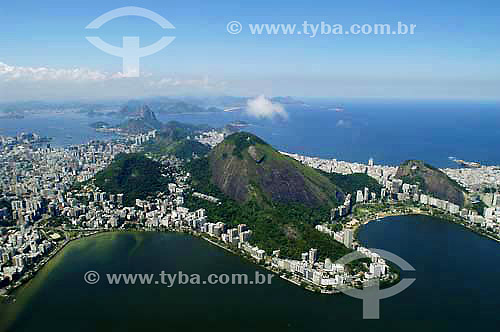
[1,215,499,331]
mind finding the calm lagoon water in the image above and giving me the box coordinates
[1,216,498,332]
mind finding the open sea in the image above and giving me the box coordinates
[1,99,499,167]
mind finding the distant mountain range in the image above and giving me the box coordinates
[119,98,223,117]
[117,96,303,117]
[0,96,305,118]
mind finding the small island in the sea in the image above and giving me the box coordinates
[89,121,111,129]
[230,120,249,127]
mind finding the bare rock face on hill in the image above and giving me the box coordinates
[209,132,343,207]
[395,160,466,206]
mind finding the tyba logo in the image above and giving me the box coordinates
[85,7,175,77]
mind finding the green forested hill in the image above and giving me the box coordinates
[209,132,343,208]
[142,121,211,160]
[395,160,466,206]
[185,132,353,260]
[186,156,350,260]
[94,153,171,206]
[144,139,209,160]
[322,172,382,196]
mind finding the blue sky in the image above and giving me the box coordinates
[0,0,498,100]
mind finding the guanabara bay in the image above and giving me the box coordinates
[0,1,499,331]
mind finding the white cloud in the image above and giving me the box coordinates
[0,62,116,81]
[0,61,228,100]
[246,95,288,119]
[152,76,226,90]
[0,59,225,88]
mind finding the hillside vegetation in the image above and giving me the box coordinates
[395,160,466,206]
[94,153,171,206]
[139,120,211,160]
[209,132,343,208]
[144,139,209,160]
[186,157,350,260]
[321,172,382,196]
[185,132,354,260]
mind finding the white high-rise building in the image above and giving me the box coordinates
[325,258,333,270]
[343,229,353,248]
[309,248,318,265]
[356,190,364,203]
[228,228,238,242]
[484,207,495,219]
[493,194,500,207]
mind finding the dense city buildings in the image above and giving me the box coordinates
[0,130,391,294]
[285,152,500,238]
[281,152,398,184]
[1,130,498,295]
[194,130,226,148]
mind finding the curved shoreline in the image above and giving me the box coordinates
[3,208,497,300]
[1,230,108,297]
[3,228,338,300]
[350,210,500,244]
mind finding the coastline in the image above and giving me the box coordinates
[1,230,107,298]
[2,228,340,299]
[348,206,500,244]
[190,233,338,293]
[3,205,497,300]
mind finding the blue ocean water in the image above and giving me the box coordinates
[158,99,500,168]
[0,112,120,146]
[1,99,499,167]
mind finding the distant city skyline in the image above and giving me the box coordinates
[0,0,498,101]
